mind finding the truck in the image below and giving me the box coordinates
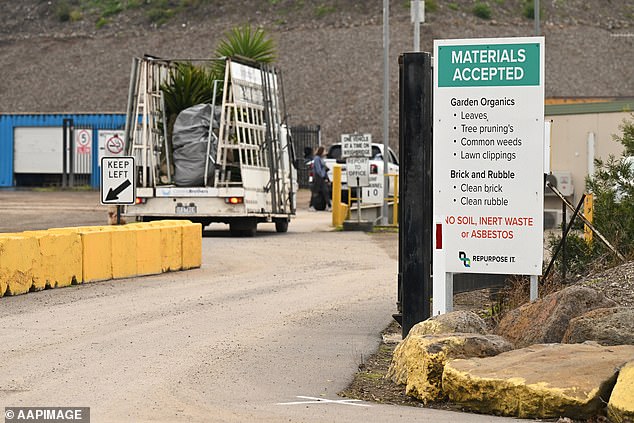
[122,56,297,236]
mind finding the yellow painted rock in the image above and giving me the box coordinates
[608,360,634,423]
[443,343,634,419]
[387,333,511,404]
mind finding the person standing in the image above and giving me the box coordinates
[310,146,331,211]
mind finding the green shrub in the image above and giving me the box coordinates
[426,0,438,12]
[522,0,544,19]
[448,2,459,11]
[55,1,73,22]
[472,2,492,19]
[315,4,336,18]
[523,1,535,18]
[95,17,109,28]
[147,7,175,25]
[101,1,124,17]
[69,9,83,21]
[547,116,634,274]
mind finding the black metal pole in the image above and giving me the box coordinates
[543,194,586,281]
[69,121,75,188]
[562,198,567,283]
[399,52,433,338]
[62,119,70,187]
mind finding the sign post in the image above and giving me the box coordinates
[433,37,545,315]
[101,156,136,224]
[341,133,372,219]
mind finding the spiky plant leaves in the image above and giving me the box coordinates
[161,63,217,118]
[212,25,276,83]
[215,25,276,64]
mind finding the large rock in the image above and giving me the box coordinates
[608,361,634,423]
[408,311,488,337]
[495,286,617,347]
[387,333,512,404]
[563,307,634,346]
[443,343,634,420]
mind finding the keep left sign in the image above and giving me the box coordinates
[101,156,135,205]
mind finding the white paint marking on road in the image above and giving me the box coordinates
[277,396,371,407]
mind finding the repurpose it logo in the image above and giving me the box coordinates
[459,251,471,268]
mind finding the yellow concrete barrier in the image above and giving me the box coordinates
[129,224,162,276]
[22,230,81,289]
[0,235,38,296]
[80,229,113,283]
[146,221,183,272]
[0,220,201,298]
[109,226,138,279]
[181,222,203,270]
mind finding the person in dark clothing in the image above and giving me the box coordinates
[310,146,331,211]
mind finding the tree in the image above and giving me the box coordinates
[586,116,634,257]
[546,116,634,277]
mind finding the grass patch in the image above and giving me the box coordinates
[315,4,336,18]
[426,0,438,12]
[448,2,459,11]
[522,0,542,19]
[472,2,492,19]
[95,17,109,28]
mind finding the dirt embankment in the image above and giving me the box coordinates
[0,0,632,149]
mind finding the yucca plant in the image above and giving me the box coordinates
[161,62,217,118]
[212,25,276,82]
[215,25,276,64]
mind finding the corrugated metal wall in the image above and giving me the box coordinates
[0,114,126,188]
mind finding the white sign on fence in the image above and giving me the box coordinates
[341,133,372,158]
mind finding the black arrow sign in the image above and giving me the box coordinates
[105,179,132,201]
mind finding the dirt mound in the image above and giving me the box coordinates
[0,0,632,149]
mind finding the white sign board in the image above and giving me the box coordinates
[346,157,370,187]
[75,129,92,155]
[433,36,545,275]
[410,0,425,23]
[341,133,372,158]
[362,175,384,204]
[101,156,135,205]
[98,130,126,160]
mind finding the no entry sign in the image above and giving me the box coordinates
[433,37,545,275]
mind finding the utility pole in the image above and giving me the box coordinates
[382,0,390,226]
[413,0,421,52]
[534,0,540,35]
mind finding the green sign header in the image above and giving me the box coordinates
[437,43,540,87]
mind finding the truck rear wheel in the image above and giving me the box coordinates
[274,219,289,233]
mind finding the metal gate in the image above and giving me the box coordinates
[62,119,92,187]
[290,125,320,188]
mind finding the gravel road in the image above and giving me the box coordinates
[0,190,524,423]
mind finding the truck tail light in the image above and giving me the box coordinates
[225,197,244,205]
[135,197,147,205]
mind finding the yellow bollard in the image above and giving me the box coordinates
[393,174,399,226]
[331,165,348,227]
[584,193,593,244]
